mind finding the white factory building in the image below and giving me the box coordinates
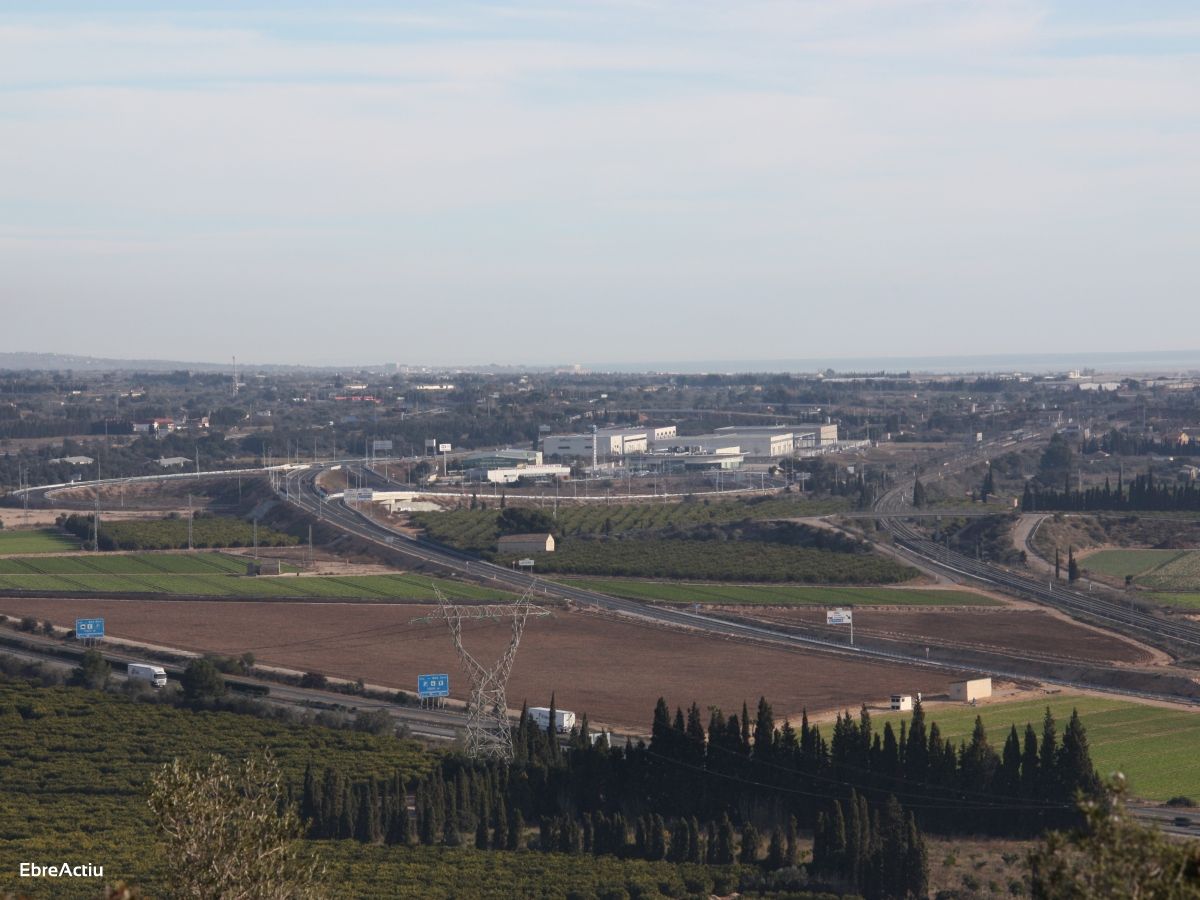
[683,424,838,457]
[541,425,676,460]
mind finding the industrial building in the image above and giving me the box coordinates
[462,449,542,469]
[541,426,663,460]
[469,464,570,484]
[627,449,745,473]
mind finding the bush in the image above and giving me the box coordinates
[181,659,226,701]
[18,616,38,633]
[1166,796,1196,808]
[299,672,327,690]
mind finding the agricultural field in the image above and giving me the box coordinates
[559,579,997,607]
[0,599,969,729]
[877,694,1200,802]
[1147,593,1200,610]
[0,679,433,899]
[412,495,849,554]
[0,551,259,576]
[1081,549,1191,580]
[746,608,1151,666]
[513,538,916,584]
[61,513,297,551]
[0,555,510,602]
[0,528,80,554]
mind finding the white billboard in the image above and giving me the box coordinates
[372,440,393,452]
[438,443,452,453]
[826,608,853,626]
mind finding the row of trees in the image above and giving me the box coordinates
[812,792,928,899]
[1022,470,1200,512]
[60,513,297,550]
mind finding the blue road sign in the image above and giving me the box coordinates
[418,673,450,698]
[75,618,105,639]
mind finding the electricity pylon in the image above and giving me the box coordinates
[411,585,550,761]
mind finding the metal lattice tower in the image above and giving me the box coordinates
[411,585,550,761]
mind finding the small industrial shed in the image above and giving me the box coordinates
[949,678,992,703]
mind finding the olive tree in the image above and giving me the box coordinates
[148,752,324,899]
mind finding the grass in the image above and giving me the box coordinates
[0,529,80,555]
[876,694,1200,802]
[1145,593,1200,610]
[1081,549,1190,580]
[557,579,998,607]
[0,552,265,576]
[0,554,514,602]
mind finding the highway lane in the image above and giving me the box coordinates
[870,439,1200,657]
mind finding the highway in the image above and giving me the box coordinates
[278,463,1200,707]
[871,445,1200,658]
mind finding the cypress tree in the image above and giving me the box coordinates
[1040,708,1059,798]
[1021,723,1039,799]
[1058,708,1102,799]
[903,813,929,898]
[766,828,785,870]
[493,796,509,850]
[508,808,524,851]
[785,815,798,867]
[687,816,702,864]
[739,823,759,865]
[475,819,489,850]
[651,814,667,860]
[339,780,357,840]
[716,814,736,864]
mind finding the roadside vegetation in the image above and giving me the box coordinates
[558,580,994,607]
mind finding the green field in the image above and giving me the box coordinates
[1082,549,1196,580]
[0,551,264,576]
[876,694,1200,802]
[1146,593,1200,610]
[0,554,511,602]
[559,579,997,607]
[0,529,80,555]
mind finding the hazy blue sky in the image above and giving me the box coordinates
[2,2,1197,367]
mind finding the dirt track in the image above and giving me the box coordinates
[0,597,970,730]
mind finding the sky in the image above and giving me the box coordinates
[1,1,1198,368]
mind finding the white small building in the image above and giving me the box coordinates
[473,464,570,484]
[158,456,191,468]
[890,694,914,712]
[497,533,555,554]
[949,678,992,703]
[50,455,95,466]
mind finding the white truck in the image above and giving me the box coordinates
[529,706,576,734]
[127,663,167,688]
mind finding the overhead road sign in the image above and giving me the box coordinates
[418,673,450,698]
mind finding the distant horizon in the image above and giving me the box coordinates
[3,347,1198,377]
[4,2,1198,365]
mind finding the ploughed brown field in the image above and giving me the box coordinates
[737,607,1153,665]
[0,598,970,731]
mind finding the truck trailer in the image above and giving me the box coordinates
[127,663,167,688]
[529,707,576,734]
